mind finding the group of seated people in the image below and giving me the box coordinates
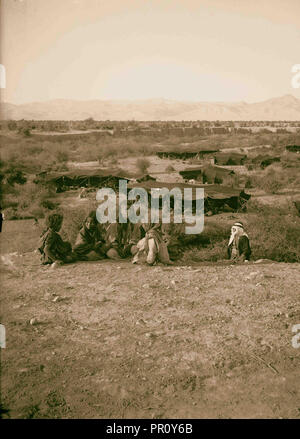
[38,212,251,266]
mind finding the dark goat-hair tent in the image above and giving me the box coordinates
[213,152,246,165]
[127,180,250,214]
[179,165,235,184]
[156,149,219,160]
[260,157,280,169]
[251,154,281,169]
[286,145,300,153]
[37,169,130,192]
[135,174,156,183]
[294,201,300,216]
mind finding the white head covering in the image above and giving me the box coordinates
[228,222,248,246]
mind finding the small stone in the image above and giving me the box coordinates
[30,318,37,325]
[136,319,146,326]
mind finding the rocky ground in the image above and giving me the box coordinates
[1,221,299,418]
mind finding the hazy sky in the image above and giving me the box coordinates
[1,0,300,104]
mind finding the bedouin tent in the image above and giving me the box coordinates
[127,180,250,214]
[179,165,235,184]
[251,154,280,169]
[36,169,130,192]
[135,174,156,183]
[156,149,219,160]
[294,201,300,215]
[286,145,300,153]
[213,152,247,165]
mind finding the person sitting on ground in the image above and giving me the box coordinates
[118,222,144,258]
[73,211,107,261]
[100,203,144,260]
[103,221,139,260]
[227,222,251,262]
[39,213,75,265]
[132,222,173,265]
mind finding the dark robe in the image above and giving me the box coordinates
[39,229,73,264]
[228,235,251,261]
[73,223,106,259]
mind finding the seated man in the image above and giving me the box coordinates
[73,211,107,261]
[103,222,123,260]
[39,213,74,265]
[227,222,251,262]
[102,220,144,260]
[132,223,173,265]
[118,222,144,258]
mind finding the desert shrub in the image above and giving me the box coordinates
[7,120,17,131]
[6,170,27,186]
[165,165,175,173]
[180,221,229,262]
[2,181,55,219]
[183,240,227,263]
[136,157,150,174]
[40,200,57,210]
[107,156,118,165]
[55,149,69,163]
[247,207,300,262]
[23,129,31,137]
[29,206,45,219]
[3,207,19,220]
[245,178,253,189]
[260,173,284,194]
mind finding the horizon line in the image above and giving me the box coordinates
[2,93,299,107]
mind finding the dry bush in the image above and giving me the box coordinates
[165,165,175,173]
[3,181,55,219]
[136,157,151,174]
[247,205,300,262]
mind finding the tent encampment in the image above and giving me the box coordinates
[127,180,250,214]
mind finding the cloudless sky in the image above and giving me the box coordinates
[1,0,300,104]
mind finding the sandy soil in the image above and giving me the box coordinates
[0,222,299,419]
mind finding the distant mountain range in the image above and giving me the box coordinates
[1,94,300,121]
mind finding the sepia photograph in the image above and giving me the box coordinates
[0,0,299,423]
